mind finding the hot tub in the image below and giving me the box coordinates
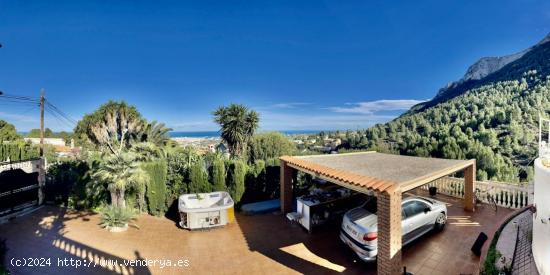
[178,191,235,230]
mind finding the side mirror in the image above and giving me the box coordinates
[423,207,430,213]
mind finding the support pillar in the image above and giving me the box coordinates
[464,162,476,212]
[377,188,402,275]
[280,160,293,214]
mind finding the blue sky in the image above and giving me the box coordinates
[1,1,550,132]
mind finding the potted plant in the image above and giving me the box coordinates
[99,206,139,232]
[429,186,437,196]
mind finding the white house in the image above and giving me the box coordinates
[24,138,66,147]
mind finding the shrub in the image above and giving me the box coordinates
[143,161,167,216]
[228,160,247,204]
[211,158,226,191]
[165,151,188,206]
[46,160,92,209]
[264,163,280,199]
[242,160,266,204]
[188,162,211,193]
[99,206,139,229]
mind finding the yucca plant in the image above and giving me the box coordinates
[99,206,139,231]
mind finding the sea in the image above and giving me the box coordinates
[169,130,323,138]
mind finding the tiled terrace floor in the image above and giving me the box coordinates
[0,193,512,275]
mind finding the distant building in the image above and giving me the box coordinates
[24,138,81,158]
[53,145,81,158]
[24,138,66,146]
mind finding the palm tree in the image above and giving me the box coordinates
[142,121,172,147]
[131,141,164,161]
[213,104,259,158]
[93,151,149,209]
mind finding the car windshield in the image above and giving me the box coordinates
[362,197,377,213]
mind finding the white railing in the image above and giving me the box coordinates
[421,177,533,209]
[0,158,43,174]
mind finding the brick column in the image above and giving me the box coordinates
[377,188,402,275]
[464,162,476,212]
[280,160,293,214]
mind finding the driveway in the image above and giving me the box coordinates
[0,193,512,275]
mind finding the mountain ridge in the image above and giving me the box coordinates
[407,33,550,114]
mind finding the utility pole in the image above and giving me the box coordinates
[40,89,45,157]
[38,89,45,205]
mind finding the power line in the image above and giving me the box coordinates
[45,100,78,125]
[0,97,40,105]
[0,93,40,102]
[0,92,77,129]
[45,107,74,129]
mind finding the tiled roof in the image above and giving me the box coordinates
[280,152,474,194]
[280,155,398,193]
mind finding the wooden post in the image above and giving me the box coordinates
[38,89,45,205]
[377,189,402,275]
[280,160,293,214]
[464,162,476,212]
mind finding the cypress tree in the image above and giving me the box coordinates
[144,160,167,216]
[188,162,211,193]
[212,158,226,191]
[228,160,246,204]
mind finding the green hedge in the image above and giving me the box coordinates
[143,160,167,216]
[0,141,39,162]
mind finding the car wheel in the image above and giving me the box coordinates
[434,213,446,231]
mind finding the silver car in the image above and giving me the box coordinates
[340,195,447,261]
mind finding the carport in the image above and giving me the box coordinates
[279,152,476,275]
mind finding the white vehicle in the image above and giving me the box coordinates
[340,195,447,261]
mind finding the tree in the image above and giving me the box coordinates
[0,120,20,141]
[27,128,54,138]
[212,158,226,191]
[92,151,149,208]
[142,121,172,147]
[188,162,211,193]
[248,132,296,162]
[143,160,167,215]
[74,101,145,155]
[228,160,246,204]
[212,104,259,158]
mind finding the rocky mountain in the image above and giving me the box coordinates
[407,33,550,114]
[337,33,550,182]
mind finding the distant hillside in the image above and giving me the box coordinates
[407,33,550,114]
[341,72,549,182]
